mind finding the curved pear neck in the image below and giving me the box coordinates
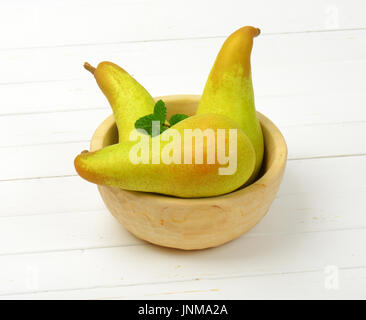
[212,26,260,80]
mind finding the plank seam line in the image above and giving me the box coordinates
[1,225,366,257]
[287,153,366,161]
[282,119,366,128]
[1,264,365,298]
[2,57,366,87]
[0,243,145,258]
[0,78,84,86]
[0,27,365,52]
[0,107,108,117]
[0,140,90,149]
[0,174,78,182]
[0,209,107,219]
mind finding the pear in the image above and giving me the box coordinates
[196,26,264,181]
[74,113,256,198]
[84,61,155,142]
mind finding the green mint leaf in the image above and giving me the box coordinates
[135,100,171,137]
[135,114,155,135]
[135,115,166,137]
[169,114,189,126]
[153,100,167,123]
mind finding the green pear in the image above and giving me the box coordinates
[74,113,256,198]
[196,26,264,181]
[84,61,155,142]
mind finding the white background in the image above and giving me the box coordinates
[0,0,365,299]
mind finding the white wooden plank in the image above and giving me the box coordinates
[282,121,366,159]
[0,142,84,180]
[0,29,364,142]
[0,210,143,255]
[0,156,365,255]
[0,227,365,296]
[0,152,365,218]
[258,91,366,127]
[1,0,365,301]
[0,176,104,217]
[1,81,366,130]
[0,109,110,147]
[1,121,365,180]
[1,97,366,148]
[2,267,365,299]
[1,0,364,49]
[1,29,365,85]
[0,30,366,87]
[256,156,366,235]
[0,80,107,115]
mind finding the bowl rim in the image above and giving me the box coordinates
[90,94,287,204]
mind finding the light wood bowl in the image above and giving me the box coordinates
[90,95,287,250]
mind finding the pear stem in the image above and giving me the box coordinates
[84,62,96,74]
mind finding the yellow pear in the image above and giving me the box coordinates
[74,113,256,198]
[84,61,155,142]
[197,26,264,181]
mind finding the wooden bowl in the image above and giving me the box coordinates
[90,95,287,250]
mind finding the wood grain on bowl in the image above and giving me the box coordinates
[90,95,287,250]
